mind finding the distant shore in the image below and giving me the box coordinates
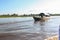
[0,13,60,18]
[0,16,33,18]
[0,16,59,18]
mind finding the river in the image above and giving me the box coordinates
[0,16,59,40]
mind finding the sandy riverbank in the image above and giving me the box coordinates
[45,35,58,40]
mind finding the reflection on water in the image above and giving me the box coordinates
[34,21,49,40]
[0,16,59,40]
[36,21,47,40]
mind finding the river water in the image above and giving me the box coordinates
[0,16,59,40]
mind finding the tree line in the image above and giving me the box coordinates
[0,13,60,17]
[0,13,39,17]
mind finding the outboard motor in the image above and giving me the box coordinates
[39,13,45,18]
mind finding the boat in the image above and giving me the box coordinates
[33,13,50,21]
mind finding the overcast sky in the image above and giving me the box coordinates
[0,0,60,15]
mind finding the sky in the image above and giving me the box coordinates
[0,0,60,15]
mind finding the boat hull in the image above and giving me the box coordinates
[33,16,49,21]
[33,16,43,21]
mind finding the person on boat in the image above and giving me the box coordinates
[39,13,45,18]
[39,13,46,21]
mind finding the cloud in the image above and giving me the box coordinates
[26,0,60,14]
[16,0,60,14]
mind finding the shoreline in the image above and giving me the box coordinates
[0,16,60,18]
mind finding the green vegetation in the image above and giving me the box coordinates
[0,13,39,18]
[0,13,60,18]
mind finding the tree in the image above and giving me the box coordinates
[11,13,18,16]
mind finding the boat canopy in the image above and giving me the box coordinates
[39,13,45,17]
